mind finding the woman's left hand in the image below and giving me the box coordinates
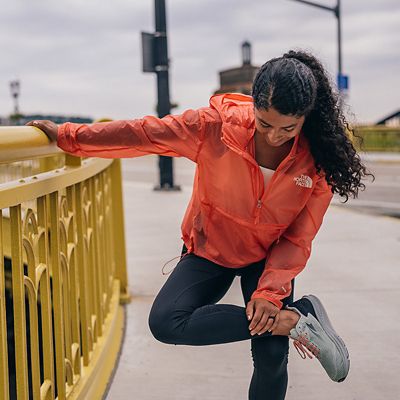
[246,298,280,335]
[25,120,58,142]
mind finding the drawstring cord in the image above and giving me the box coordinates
[161,255,183,275]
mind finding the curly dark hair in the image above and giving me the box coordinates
[252,49,375,202]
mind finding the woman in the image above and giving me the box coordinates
[28,50,373,399]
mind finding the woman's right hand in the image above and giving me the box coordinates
[25,120,58,142]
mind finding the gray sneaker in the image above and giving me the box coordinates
[286,294,350,382]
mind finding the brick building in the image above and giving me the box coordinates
[214,41,260,95]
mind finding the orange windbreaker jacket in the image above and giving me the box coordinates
[58,93,333,308]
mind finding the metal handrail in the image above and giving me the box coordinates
[0,126,63,164]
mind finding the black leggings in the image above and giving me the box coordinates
[148,246,294,400]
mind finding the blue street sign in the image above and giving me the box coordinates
[337,74,349,90]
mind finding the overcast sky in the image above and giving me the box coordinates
[1,0,399,124]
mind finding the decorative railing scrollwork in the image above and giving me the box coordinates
[0,126,130,400]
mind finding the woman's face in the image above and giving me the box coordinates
[254,107,305,147]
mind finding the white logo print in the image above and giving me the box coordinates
[294,174,313,188]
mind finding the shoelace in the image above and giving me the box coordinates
[293,334,320,360]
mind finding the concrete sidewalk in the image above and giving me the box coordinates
[106,157,400,400]
[360,151,400,163]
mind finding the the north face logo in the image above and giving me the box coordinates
[294,174,313,188]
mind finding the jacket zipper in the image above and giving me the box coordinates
[221,136,298,223]
[254,152,297,223]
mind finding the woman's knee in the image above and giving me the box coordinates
[148,303,173,343]
[148,301,187,344]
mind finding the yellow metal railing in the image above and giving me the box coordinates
[353,125,400,152]
[0,126,130,400]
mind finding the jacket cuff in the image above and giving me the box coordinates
[250,293,283,309]
[57,122,77,153]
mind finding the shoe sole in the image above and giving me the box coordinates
[305,294,350,382]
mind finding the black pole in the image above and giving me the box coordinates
[288,0,344,92]
[155,0,170,118]
[288,0,334,13]
[154,0,180,190]
[336,0,342,78]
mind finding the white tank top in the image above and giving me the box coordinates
[259,165,275,189]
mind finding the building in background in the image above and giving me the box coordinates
[2,79,93,126]
[0,114,93,126]
[376,110,400,127]
[214,41,260,95]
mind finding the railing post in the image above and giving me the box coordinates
[65,154,82,168]
[74,182,92,366]
[0,210,10,400]
[10,205,29,400]
[49,191,67,399]
[37,195,56,398]
[109,160,131,303]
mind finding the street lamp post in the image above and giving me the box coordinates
[9,80,20,115]
[141,0,181,191]
[154,0,180,191]
[288,0,348,92]
[242,41,252,65]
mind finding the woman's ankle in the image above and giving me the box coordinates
[271,310,300,336]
